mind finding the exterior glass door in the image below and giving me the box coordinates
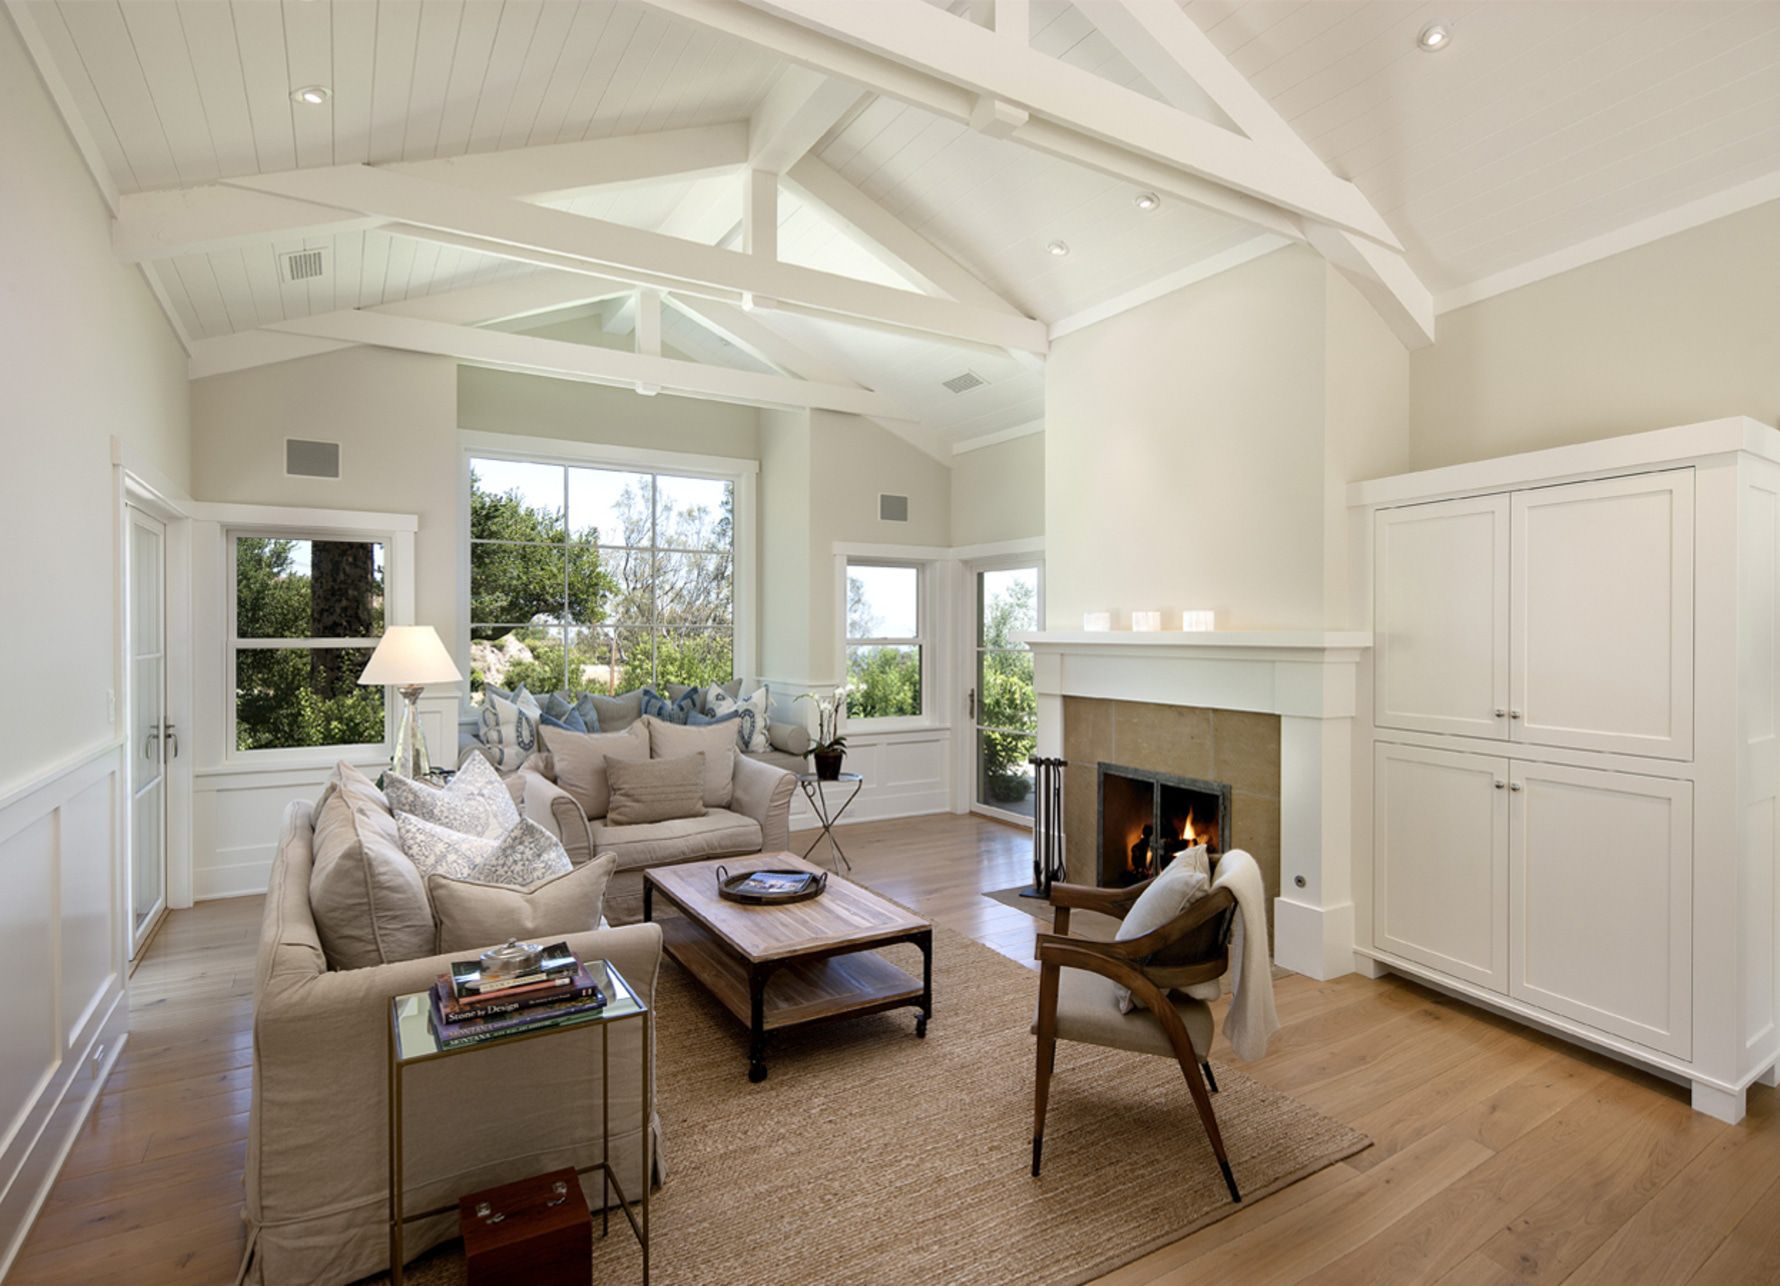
[128,506,169,957]
[971,563,1040,821]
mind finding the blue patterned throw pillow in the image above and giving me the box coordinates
[641,687,700,725]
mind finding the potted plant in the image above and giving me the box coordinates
[798,688,849,781]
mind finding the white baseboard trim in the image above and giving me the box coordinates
[1272,896,1356,981]
[194,850,276,901]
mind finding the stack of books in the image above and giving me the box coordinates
[429,940,608,1050]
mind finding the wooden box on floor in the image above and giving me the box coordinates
[459,1168,591,1285]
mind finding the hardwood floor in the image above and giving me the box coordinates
[12,812,1780,1284]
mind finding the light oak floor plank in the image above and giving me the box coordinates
[10,812,1775,1285]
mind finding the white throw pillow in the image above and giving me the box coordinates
[395,812,572,886]
[479,688,543,770]
[384,752,520,839]
[709,683,770,753]
[429,853,618,954]
[1110,845,1211,1014]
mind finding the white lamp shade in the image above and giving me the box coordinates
[358,626,462,687]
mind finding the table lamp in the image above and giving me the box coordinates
[358,626,462,779]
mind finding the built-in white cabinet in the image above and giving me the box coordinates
[1373,742,1509,993]
[1508,761,1693,1058]
[1353,418,1780,1123]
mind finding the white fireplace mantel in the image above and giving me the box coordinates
[1021,628,1372,981]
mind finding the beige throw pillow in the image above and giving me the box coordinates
[545,720,651,820]
[606,753,707,826]
[644,717,736,808]
[1111,845,1211,1014]
[428,853,618,954]
[308,762,435,969]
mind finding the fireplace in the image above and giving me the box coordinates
[1096,762,1232,887]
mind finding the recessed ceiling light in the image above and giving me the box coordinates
[1046,240,1070,257]
[292,85,331,106]
[1134,192,1160,211]
[1416,22,1452,52]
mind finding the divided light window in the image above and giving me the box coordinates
[468,456,734,701]
[232,535,386,752]
[846,561,923,720]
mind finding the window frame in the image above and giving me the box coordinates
[458,431,758,719]
[224,526,396,764]
[842,557,930,730]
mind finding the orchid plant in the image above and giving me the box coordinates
[796,687,849,755]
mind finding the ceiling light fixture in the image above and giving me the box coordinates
[292,84,331,105]
[1047,240,1070,257]
[1134,192,1160,211]
[1416,22,1451,52]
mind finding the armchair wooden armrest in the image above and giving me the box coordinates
[1036,887,1236,987]
[1045,880,1148,936]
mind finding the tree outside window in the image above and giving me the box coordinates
[845,562,923,719]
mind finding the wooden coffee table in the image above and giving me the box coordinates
[643,853,933,1082]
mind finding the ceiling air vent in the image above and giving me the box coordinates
[280,247,328,283]
[879,494,910,523]
[941,370,988,394]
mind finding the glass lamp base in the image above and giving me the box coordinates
[390,685,432,780]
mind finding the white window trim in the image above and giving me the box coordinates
[457,430,758,722]
[221,519,413,769]
[839,555,935,734]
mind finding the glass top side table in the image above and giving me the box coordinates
[794,771,864,871]
[386,958,651,1283]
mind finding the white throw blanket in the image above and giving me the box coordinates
[1184,849,1280,1062]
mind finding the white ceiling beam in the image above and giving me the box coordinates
[635,289,662,358]
[749,65,864,174]
[671,0,1398,249]
[267,309,910,419]
[221,165,1049,352]
[743,169,778,263]
[1080,0,1432,346]
[187,330,355,380]
[992,0,1029,43]
[113,124,750,262]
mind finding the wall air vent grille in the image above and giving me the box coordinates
[942,370,988,394]
[280,248,328,283]
[285,438,341,479]
[879,494,910,523]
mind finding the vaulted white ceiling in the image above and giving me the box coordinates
[15,0,1780,453]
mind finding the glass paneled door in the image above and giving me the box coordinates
[971,564,1041,821]
[127,506,169,958]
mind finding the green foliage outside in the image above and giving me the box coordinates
[234,538,385,751]
[846,646,922,719]
[978,575,1038,804]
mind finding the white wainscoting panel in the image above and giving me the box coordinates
[789,727,953,832]
[193,757,380,901]
[0,742,129,1278]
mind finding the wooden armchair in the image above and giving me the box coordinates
[1031,878,1242,1203]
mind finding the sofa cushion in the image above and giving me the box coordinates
[590,809,764,871]
[396,812,571,885]
[709,683,770,752]
[479,687,543,770]
[587,687,646,732]
[308,763,434,969]
[428,853,618,953]
[645,717,736,808]
[606,753,707,826]
[641,687,699,725]
[768,721,812,756]
[545,720,650,819]
[383,752,519,839]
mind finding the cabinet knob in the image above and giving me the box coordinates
[1494,780,1506,790]
[1509,709,1522,719]
[1494,708,1507,718]
[1510,782,1523,792]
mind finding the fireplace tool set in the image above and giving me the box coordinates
[1021,756,1068,899]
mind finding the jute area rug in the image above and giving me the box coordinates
[399,924,1367,1285]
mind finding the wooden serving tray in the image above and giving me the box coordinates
[714,865,828,905]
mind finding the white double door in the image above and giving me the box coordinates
[1374,741,1693,1058]
[127,505,170,958]
[1373,470,1694,760]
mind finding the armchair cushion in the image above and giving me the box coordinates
[645,717,737,808]
[606,753,707,826]
[1113,846,1211,1012]
[546,721,650,819]
[1034,967,1214,1059]
[590,810,762,871]
[428,853,618,954]
[519,769,593,867]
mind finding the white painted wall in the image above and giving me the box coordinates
[950,431,1045,548]
[0,13,185,1272]
[1410,198,1780,470]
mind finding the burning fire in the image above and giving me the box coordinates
[1180,806,1219,852]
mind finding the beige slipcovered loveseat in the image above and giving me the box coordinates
[244,799,663,1285]
[519,715,796,872]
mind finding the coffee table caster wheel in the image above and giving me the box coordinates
[748,1062,768,1083]
[915,1016,927,1039]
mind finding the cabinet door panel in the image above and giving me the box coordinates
[1374,742,1510,992]
[1375,495,1511,738]
[1509,762,1692,1058]
[1511,470,1694,759]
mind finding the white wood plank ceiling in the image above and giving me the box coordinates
[20,0,1780,448]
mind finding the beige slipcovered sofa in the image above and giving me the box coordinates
[520,716,796,873]
[244,799,663,1285]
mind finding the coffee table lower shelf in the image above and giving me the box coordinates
[656,915,930,1082]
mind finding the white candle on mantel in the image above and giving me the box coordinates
[1082,611,1113,632]
[1181,609,1216,632]
[1131,610,1163,632]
